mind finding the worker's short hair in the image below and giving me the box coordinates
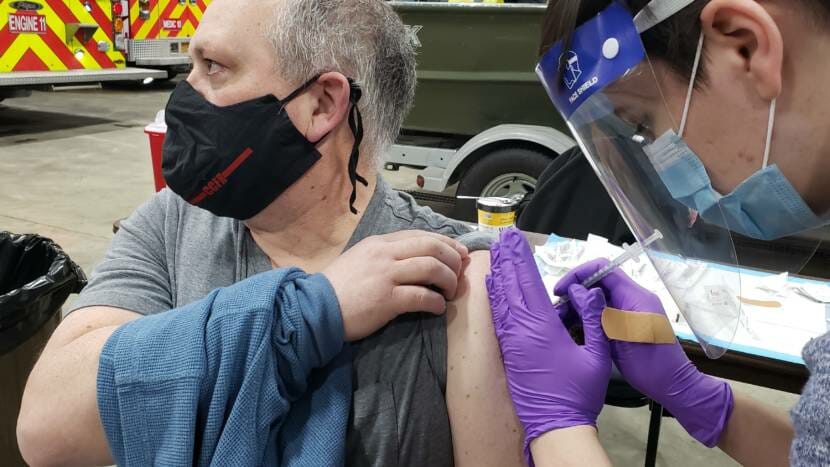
[540,0,830,89]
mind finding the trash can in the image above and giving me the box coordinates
[144,109,167,192]
[0,232,86,466]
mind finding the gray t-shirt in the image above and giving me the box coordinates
[71,178,489,467]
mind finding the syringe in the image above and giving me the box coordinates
[557,230,663,306]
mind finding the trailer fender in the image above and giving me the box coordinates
[445,124,574,185]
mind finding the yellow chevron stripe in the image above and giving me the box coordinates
[125,0,208,40]
[135,7,155,39]
[159,2,186,38]
[106,48,126,67]
[28,35,69,70]
[1,2,74,71]
[35,0,104,69]
[168,3,186,18]
[130,0,157,39]
[191,3,203,21]
[129,0,139,25]
[0,34,68,71]
[65,0,118,67]
[0,36,28,71]
[178,20,196,38]
[176,2,202,38]
[0,2,11,22]
[66,0,95,24]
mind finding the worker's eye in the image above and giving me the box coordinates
[633,122,655,143]
[615,108,654,141]
[205,59,226,76]
[620,113,655,144]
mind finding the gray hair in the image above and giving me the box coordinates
[267,0,417,164]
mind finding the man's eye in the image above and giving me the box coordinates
[205,59,225,76]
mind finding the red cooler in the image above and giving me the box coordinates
[144,110,167,192]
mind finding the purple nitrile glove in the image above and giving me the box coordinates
[486,228,612,465]
[555,259,734,448]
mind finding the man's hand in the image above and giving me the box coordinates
[323,230,469,341]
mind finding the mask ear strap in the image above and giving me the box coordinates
[283,74,368,213]
[282,74,322,104]
[347,79,368,215]
[679,33,704,137]
[762,98,777,169]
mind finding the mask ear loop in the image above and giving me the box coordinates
[762,98,777,169]
[282,74,322,105]
[346,79,369,215]
[675,33,705,227]
[283,75,369,215]
[677,33,777,169]
[679,33,704,137]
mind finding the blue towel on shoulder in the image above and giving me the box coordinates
[97,268,351,466]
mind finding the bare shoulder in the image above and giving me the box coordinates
[50,306,141,349]
[446,249,524,466]
[454,249,491,299]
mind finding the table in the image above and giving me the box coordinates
[682,341,808,394]
[521,230,811,395]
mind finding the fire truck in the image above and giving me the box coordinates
[0,0,210,99]
[112,0,211,78]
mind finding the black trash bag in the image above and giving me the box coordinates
[0,232,87,356]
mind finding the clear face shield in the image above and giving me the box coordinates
[537,1,829,358]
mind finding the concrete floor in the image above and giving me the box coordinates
[0,86,801,466]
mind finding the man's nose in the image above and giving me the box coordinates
[184,73,212,104]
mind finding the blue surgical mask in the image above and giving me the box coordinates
[644,130,821,241]
[641,33,823,241]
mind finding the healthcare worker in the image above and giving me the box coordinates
[487,0,830,466]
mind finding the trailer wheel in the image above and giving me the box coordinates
[453,147,552,222]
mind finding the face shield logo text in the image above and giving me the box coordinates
[568,76,599,104]
[560,51,582,90]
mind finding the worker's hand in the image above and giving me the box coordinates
[555,259,734,448]
[486,228,611,461]
[324,230,468,342]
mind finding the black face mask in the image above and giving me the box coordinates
[162,76,368,220]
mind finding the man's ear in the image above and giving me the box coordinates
[700,0,784,100]
[304,72,352,144]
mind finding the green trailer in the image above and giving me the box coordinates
[387,1,575,220]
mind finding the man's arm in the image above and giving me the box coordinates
[18,194,175,466]
[17,306,138,466]
[446,250,524,466]
[17,230,467,467]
